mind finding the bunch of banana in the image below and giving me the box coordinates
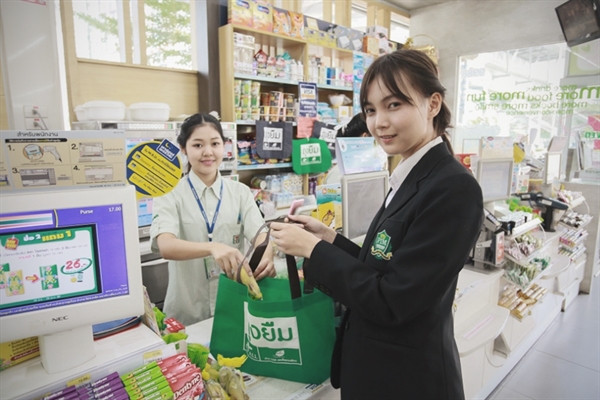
[218,366,249,400]
[205,379,229,400]
[235,266,263,301]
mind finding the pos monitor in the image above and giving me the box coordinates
[476,158,515,205]
[0,185,144,375]
[341,170,389,241]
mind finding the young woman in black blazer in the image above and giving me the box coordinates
[270,49,483,400]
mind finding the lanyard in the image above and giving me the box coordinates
[187,175,223,242]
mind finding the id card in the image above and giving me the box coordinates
[204,257,221,280]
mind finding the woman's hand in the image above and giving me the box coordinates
[210,243,245,278]
[270,222,321,259]
[285,214,337,244]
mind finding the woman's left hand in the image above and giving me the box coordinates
[270,222,321,259]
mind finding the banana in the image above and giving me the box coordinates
[237,267,263,300]
[217,354,248,369]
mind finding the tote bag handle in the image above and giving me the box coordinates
[236,218,303,299]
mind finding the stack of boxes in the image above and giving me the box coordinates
[364,25,397,57]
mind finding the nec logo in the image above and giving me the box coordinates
[52,316,69,322]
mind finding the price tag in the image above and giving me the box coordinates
[67,373,91,387]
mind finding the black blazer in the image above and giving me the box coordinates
[307,142,483,400]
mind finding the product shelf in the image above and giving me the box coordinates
[237,162,293,171]
[316,83,353,92]
[235,120,297,126]
[540,253,571,279]
[504,218,542,240]
[234,73,300,86]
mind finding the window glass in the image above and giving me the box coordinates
[72,0,192,70]
[143,0,192,69]
[455,43,599,163]
[351,5,367,32]
[302,1,323,20]
[73,0,122,62]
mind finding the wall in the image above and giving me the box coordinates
[0,0,67,130]
[408,0,567,127]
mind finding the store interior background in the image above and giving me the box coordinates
[0,1,599,399]
[0,0,579,133]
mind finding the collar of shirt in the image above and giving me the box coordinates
[188,170,223,200]
[386,136,443,207]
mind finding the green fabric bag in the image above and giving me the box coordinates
[209,259,336,384]
[292,138,333,174]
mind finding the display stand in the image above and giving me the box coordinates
[0,324,164,400]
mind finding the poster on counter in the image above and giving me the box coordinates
[125,138,182,199]
[0,130,127,191]
[336,137,386,175]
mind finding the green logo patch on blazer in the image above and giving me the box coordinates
[371,230,393,260]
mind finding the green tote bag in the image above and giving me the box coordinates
[209,222,336,384]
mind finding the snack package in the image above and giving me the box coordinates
[252,0,273,32]
[228,0,253,27]
[289,11,304,38]
[272,7,291,36]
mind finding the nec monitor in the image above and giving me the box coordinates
[0,185,144,374]
[555,0,600,47]
[341,170,389,240]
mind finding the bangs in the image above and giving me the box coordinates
[360,55,414,114]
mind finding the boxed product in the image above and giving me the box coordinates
[228,0,253,27]
[272,7,291,36]
[366,25,388,39]
[252,0,273,32]
[304,16,334,46]
[363,36,380,57]
[311,183,342,230]
[328,25,363,51]
[0,336,40,371]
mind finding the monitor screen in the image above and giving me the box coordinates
[341,171,389,240]
[545,152,562,184]
[555,0,600,47]
[0,185,143,374]
[476,158,514,203]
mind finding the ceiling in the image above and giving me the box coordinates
[385,0,455,12]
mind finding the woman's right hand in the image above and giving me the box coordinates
[285,214,337,244]
[210,243,245,278]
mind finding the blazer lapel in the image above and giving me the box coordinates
[370,143,450,238]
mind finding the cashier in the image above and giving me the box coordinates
[150,113,275,326]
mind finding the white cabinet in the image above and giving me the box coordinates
[561,180,600,293]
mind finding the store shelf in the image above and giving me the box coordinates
[237,163,292,171]
[505,218,542,239]
[504,241,550,266]
[542,253,572,279]
[235,120,297,126]
[316,83,353,92]
[234,73,300,86]
[568,196,586,209]
[455,305,510,357]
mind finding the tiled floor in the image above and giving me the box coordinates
[487,276,600,400]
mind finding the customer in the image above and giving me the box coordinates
[270,50,483,399]
[151,113,275,326]
[336,112,370,138]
